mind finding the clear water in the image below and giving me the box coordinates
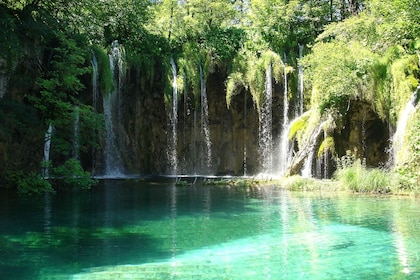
[1,180,420,279]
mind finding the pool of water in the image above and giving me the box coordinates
[1,179,420,279]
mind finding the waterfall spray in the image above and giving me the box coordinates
[279,54,290,175]
[91,52,99,111]
[90,51,99,174]
[199,63,212,172]
[302,149,314,178]
[43,123,53,178]
[168,57,178,175]
[259,62,274,173]
[391,86,420,165]
[103,41,125,176]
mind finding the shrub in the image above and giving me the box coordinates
[5,171,54,194]
[334,151,391,193]
[52,159,97,189]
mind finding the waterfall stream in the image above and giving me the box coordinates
[91,52,99,111]
[302,149,314,178]
[43,123,53,178]
[279,54,291,176]
[90,51,99,174]
[199,63,212,172]
[259,63,273,173]
[103,41,125,176]
[168,57,178,174]
[391,86,420,165]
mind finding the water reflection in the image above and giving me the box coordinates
[0,182,420,279]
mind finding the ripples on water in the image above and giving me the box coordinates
[0,179,419,279]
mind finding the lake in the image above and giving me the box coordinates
[1,178,419,279]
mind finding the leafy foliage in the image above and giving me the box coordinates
[52,159,98,189]
[302,41,376,113]
[5,171,54,194]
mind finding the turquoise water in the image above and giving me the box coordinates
[1,179,420,279]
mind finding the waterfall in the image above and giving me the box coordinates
[168,57,178,175]
[90,51,99,174]
[283,54,289,133]
[280,47,306,176]
[259,62,273,173]
[199,63,212,172]
[91,52,99,111]
[297,44,304,117]
[316,156,322,179]
[323,129,328,178]
[286,118,329,178]
[72,106,80,160]
[279,55,291,175]
[301,149,314,178]
[43,123,53,178]
[103,41,125,176]
[391,86,420,165]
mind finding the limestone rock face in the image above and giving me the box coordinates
[119,65,264,176]
[116,63,288,176]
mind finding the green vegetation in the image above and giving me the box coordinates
[334,151,391,193]
[393,110,420,191]
[1,0,420,192]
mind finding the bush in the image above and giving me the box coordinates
[52,159,97,189]
[334,152,391,193]
[5,171,54,194]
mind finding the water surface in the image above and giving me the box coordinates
[1,179,419,279]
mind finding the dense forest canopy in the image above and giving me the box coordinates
[0,0,419,192]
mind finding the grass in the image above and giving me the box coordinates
[334,162,391,193]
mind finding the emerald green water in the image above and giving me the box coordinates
[1,179,420,279]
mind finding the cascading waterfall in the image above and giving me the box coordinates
[302,128,328,179]
[103,41,125,176]
[391,85,420,165]
[323,129,328,179]
[90,51,99,174]
[168,57,178,175]
[91,51,99,111]
[287,46,308,176]
[199,63,212,172]
[301,149,314,178]
[259,62,274,173]
[361,109,367,159]
[43,123,53,178]
[316,155,322,179]
[279,54,291,175]
[72,106,80,160]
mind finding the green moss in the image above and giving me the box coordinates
[91,45,113,95]
[317,136,335,158]
[226,72,246,109]
[288,111,310,140]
